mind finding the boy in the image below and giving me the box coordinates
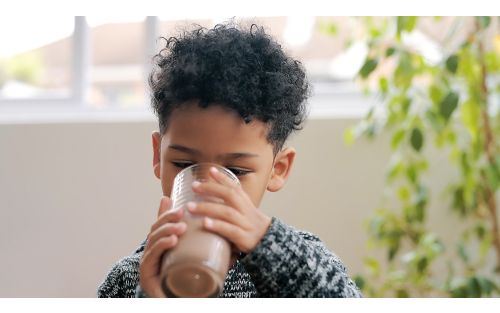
[97,22,361,298]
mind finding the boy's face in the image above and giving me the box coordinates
[152,100,296,207]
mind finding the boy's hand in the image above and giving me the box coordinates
[188,166,272,254]
[139,196,187,298]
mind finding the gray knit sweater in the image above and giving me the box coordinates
[97,217,362,298]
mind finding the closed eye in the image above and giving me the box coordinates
[171,161,194,169]
[227,167,251,177]
[171,161,251,177]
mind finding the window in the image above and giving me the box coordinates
[0,16,74,100]
[87,17,148,109]
[0,16,382,117]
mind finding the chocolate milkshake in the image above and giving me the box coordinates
[160,163,238,297]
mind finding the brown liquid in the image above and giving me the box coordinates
[159,163,236,298]
[160,213,231,298]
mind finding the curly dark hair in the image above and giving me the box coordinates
[149,22,310,154]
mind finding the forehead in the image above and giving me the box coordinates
[161,102,273,156]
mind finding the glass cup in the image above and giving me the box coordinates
[159,163,239,297]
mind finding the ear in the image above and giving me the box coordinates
[152,131,162,179]
[267,147,296,192]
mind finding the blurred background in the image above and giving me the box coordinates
[0,16,498,297]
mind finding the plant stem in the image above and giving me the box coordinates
[476,19,500,271]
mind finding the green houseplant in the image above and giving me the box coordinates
[341,16,500,297]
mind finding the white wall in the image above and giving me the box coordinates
[0,111,482,297]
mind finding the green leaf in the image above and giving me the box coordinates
[369,215,383,239]
[476,277,494,296]
[446,129,457,145]
[445,54,459,74]
[364,257,381,276]
[451,186,466,216]
[396,16,418,38]
[463,168,477,209]
[467,277,481,297]
[416,256,429,273]
[416,159,429,171]
[475,224,486,239]
[396,17,405,39]
[366,106,375,120]
[485,51,500,72]
[319,21,338,36]
[388,243,399,261]
[386,47,396,57]
[369,27,382,39]
[429,85,443,105]
[406,164,417,184]
[406,16,418,32]
[479,236,492,260]
[391,128,406,150]
[430,240,445,255]
[365,123,376,138]
[343,127,355,145]
[458,48,479,84]
[387,157,404,182]
[388,270,407,286]
[485,162,500,190]
[426,109,443,132]
[359,58,378,78]
[401,97,411,115]
[394,52,414,89]
[449,277,468,297]
[325,23,338,35]
[439,92,459,121]
[476,16,491,29]
[398,186,411,201]
[460,100,480,140]
[396,289,409,298]
[406,16,418,33]
[353,275,366,290]
[410,127,424,152]
[414,185,429,222]
[379,77,389,94]
[457,242,469,263]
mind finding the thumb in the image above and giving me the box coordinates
[157,196,172,218]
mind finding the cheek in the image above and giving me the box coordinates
[239,173,270,207]
[160,164,179,198]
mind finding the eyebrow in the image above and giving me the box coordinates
[168,144,259,159]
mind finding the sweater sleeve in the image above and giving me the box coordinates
[97,243,144,298]
[239,217,362,298]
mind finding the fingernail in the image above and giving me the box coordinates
[204,217,213,228]
[187,201,197,211]
[210,167,218,174]
[192,181,201,188]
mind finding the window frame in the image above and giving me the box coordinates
[0,16,160,110]
[0,16,370,120]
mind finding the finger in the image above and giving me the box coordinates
[157,196,172,219]
[209,166,240,188]
[150,208,184,234]
[192,181,242,211]
[140,235,178,276]
[202,217,248,252]
[140,235,178,293]
[187,201,243,225]
[146,222,187,251]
